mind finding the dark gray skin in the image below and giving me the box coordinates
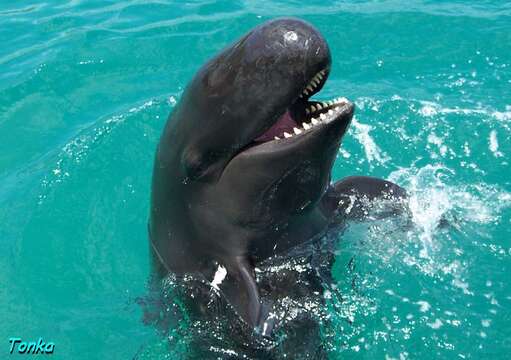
[149,17,406,337]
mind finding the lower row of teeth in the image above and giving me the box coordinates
[274,100,349,140]
[305,97,348,115]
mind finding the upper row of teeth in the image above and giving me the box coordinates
[305,97,349,115]
[299,69,327,98]
[274,103,349,140]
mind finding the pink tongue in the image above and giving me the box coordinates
[254,110,297,142]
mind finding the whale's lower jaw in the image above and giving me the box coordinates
[253,98,352,143]
[241,64,353,154]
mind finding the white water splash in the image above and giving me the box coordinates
[492,106,511,121]
[389,165,511,258]
[418,101,439,117]
[351,117,390,165]
[427,133,449,157]
[489,130,503,157]
[416,100,511,122]
[416,300,431,312]
[389,165,452,256]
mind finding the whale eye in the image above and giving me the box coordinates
[182,148,223,181]
[182,149,209,181]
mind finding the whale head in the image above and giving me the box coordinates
[154,18,354,257]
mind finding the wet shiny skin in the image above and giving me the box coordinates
[1,1,510,359]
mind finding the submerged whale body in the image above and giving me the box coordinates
[149,17,407,356]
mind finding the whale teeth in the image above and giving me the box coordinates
[317,103,323,110]
[300,69,328,98]
[293,127,302,135]
[328,109,334,115]
[311,118,319,125]
[305,108,310,115]
[320,113,327,120]
[303,122,311,130]
[284,132,292,138]
[274,136,280,140]
[311,104,317,112]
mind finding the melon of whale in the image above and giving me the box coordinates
[149,17,407,336]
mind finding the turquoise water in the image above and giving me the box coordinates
[1,1,510,358]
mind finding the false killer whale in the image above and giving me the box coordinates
[149,17,406,345]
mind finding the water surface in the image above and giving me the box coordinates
[1,1,510,359]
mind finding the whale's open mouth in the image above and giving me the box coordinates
[252,69,353,146]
